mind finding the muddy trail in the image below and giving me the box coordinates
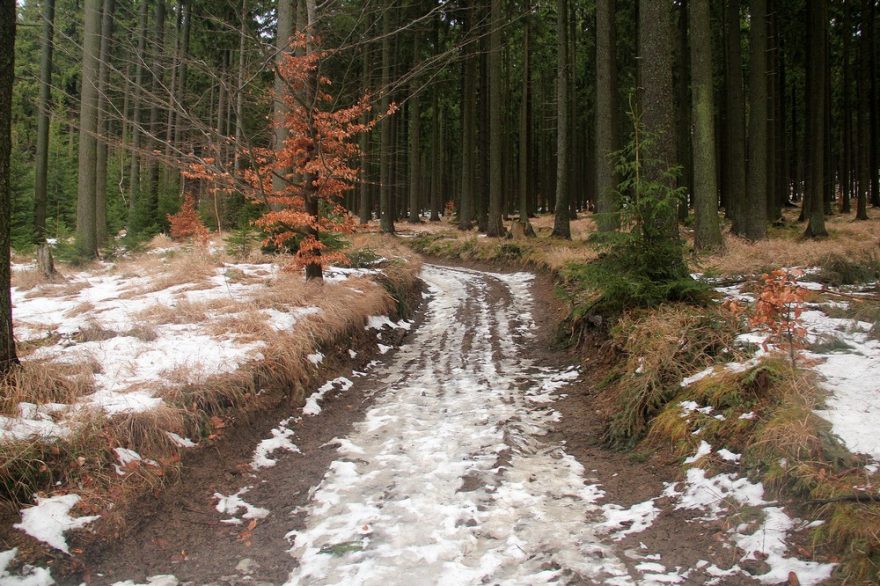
[68,264,776,585]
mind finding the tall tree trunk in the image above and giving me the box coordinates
[302,0,322,280]
[476,9,489,232]
[842,0,853,214]
[805,0,829,236]
[233,0,248,178]
[690,0,722,252]
[766,2,779,223]
[724,0,747,233]
[273,1,293,197]
[145,0,166,230]
[552,0,571,239]
[75,0,102,258]
[33,0,55,244]
[359,42,372,224]
[486,0,504,236]
[595,0,618,232]
[430,61,443,222]
[518,3,535,236]
[408,22,422,224]
[870,0,879,208]
[744,0,768,240]
[458,2,476,230]
[379,2,395,234]
[674,0,692,221]
[95,0,115,247]
[173,0,190,195]
[857,0,871,220]
[1,0,19,374]
[638,0,682,247]
[127,0,148,230]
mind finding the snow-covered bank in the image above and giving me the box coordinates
[0,237,421,578]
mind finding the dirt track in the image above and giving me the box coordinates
[69,263,761,585]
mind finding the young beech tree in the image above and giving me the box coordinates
[190,36,387,281]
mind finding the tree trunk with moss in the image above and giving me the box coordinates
[856,0,871,220]
[75,0,102,258]
[379,2,395,234]
[552,0,570,239]
[33,0,55,244]
[724,0,747,232]
[486,0,504,236]
[689,0,722,251]
[804,0,829,237]
[744,0,768,240]
[1,0,18,375]
[595,0,619,232]
[518,3,535,237]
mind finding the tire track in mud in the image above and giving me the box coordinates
[284,265,630,585]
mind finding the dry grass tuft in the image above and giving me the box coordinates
[11,268,63,291]
[696,212,880,277]
[207,309,272,341]
[0,359,97,415]
[117,248,220,295]
[0,411,106,506]
[124,324,159,342]
[75,320,119,343]
[601,304,746,448]
[25,279,90,300]
[135,298,232,325]
[105,405,187,457]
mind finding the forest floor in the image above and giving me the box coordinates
[1,212,877,584]
[3,258,834,585]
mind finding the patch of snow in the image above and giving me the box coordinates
[680,366,716,388]
[376,343,392,354]
[683,441,713,465]
[0,548,54,586]
[348,349,357,359]
[302,377,354,417]
[665,468,835,585]
[13,494,100,554]
[306,352,324,366]
[111,576,179,586]
[252,424,300,469]
[716,449,741,462]
[264,307,321,331]
[679,401,714,417]
[165,432,196,448]
[214,488,269,522]
[113,447,157,475]
[599,499,659,540]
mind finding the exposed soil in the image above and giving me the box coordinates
[6,261,776,584]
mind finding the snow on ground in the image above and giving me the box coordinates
[663,464,835,585]
[707,275,880,469]
[13,494,100,554]
[252,418,301,469]
[214,487,270,523]
[0,548,54,586]
[284,265,634,585]
[3,250,347,442]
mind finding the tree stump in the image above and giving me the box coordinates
[36,243,56,279]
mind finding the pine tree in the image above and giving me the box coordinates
[1,0,19,375]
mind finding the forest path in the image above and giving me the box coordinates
[78,264,761,586]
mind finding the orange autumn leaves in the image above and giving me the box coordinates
[725,269,808,365]
[186,35,392,272]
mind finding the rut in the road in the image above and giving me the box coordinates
[285,265,630,585]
